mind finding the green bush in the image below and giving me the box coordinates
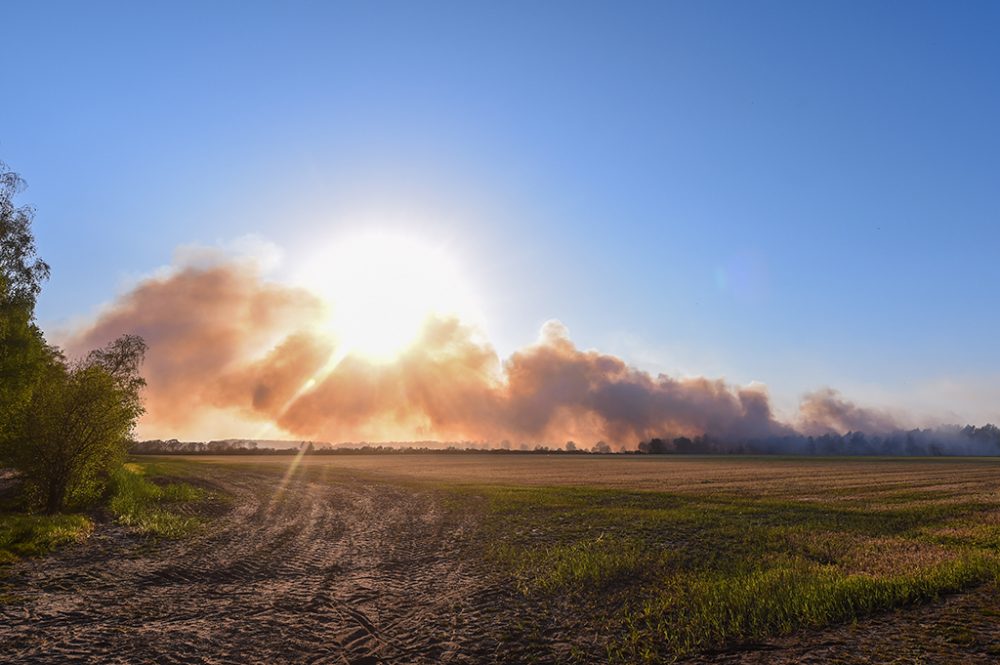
[5,336,146,513]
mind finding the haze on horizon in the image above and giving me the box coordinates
[3,1,999,442]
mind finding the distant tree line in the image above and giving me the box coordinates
[133,426,1000,458]
[638,425,1000,456]
[0,161,146,513]
[131,439,619,455]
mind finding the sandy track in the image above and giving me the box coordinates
[0,466,533,665]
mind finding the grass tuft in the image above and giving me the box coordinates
[108,464,207,538]
[0,513,93,565]
[496,536,660,594]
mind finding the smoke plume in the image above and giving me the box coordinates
[64,257,990,453]
[797,388,899,435]
[63,261,327,433]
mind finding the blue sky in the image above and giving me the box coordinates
[3,1,999,424]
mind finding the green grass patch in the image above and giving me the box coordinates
[497,535,663,594]
[0,513,93,565]
[621,552,998,659]
[108,463,208,538]
[0,460,218,573]
[470,483,1000,662]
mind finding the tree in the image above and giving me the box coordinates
[0,161,148,513]
[0,163,49,306]
[651,438,670,453]
[9,335,147,513]
[85,333,147,419]
[0,162,52,443]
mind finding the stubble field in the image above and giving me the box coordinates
[2,454,999,663]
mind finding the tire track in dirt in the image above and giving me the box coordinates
[0,466,552,664]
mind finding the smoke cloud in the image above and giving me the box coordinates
[63,261,328,433]
[64,257,990,453]
[797,388,900,436]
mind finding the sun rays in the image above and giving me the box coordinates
[295,233,483,364]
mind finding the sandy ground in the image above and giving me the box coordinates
[0,465,584,664]
[2,455,999,664]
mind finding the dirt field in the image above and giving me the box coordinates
[176,452,1000,491]
[0,462,534,664]
[2,454,999,663]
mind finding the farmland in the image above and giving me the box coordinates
[2,454,999,663]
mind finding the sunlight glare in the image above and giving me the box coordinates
[299,233,482,362]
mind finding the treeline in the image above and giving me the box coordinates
[639,424,1000,456]
[134,425,1000,457]
[0,162,146,513]
[132,439,617,455]
[132,439,308,455]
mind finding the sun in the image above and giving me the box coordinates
[298,233,482,362]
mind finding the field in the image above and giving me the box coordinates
[2,454,1000,663]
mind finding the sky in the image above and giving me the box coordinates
[3,1,999,438]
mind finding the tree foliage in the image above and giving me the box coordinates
[0,162,53,442]
[9,336,148,513]
[0,161,147,513]
[0,163,50,306]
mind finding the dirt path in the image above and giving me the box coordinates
[0,466,544,665]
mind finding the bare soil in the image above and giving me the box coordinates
[0,465,582,664]
[171,454,1000,496]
